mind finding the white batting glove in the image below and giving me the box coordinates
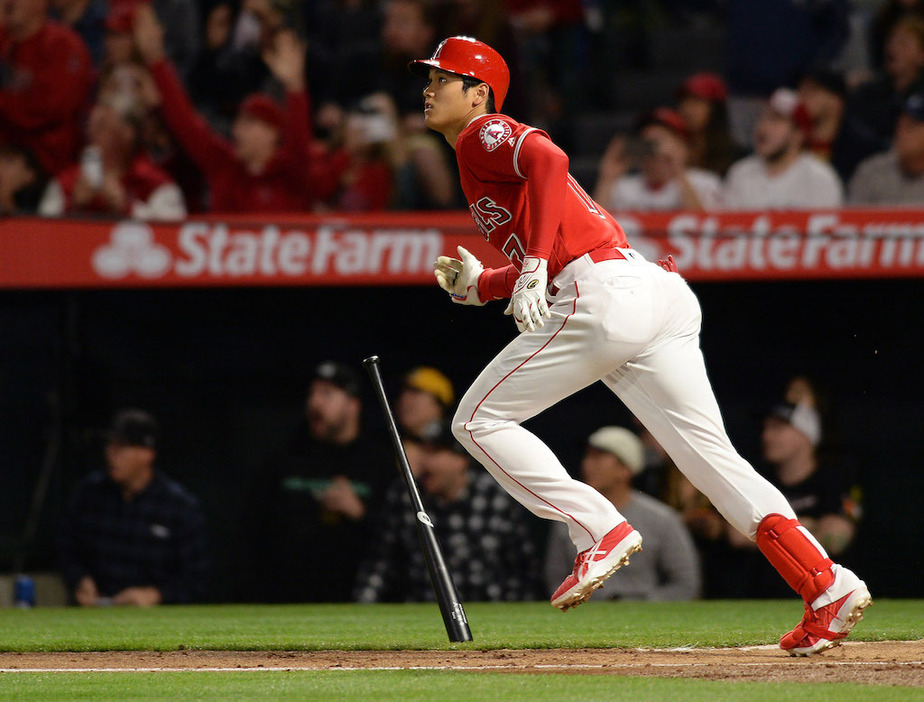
[504,257,550,332]
[434,246,485,305]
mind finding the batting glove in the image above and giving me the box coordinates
[434,246,485,305]
[504,257,550,332]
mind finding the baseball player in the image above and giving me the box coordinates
[410,36,871,656]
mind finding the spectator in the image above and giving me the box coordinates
[868,0,924,72]
[544,427,701,601]
[725,388,862,598]
[330,93,396,211]
[850,14,924,147]
[133,5,333,212]
[187,2,271,132]
[0,0,95,175]
[396,365,454,441]
[676,72,739,177]
[151,0,199,80]
[505,0,586,133]
[0,142,46,213]
[723,88,844,209]
[57,409,209,606]
[593,108,722,212]
[246,361,390,602]
[798,67,883,184]
[725,0,849,149]
[49,0,106,66]
[848,90,924,204]
[377,0,441,120]
[354,420,542,602]
[100,3,139,74]
[38,92,187,219]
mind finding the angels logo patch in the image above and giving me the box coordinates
[479,119,512,152]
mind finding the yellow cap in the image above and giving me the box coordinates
[405,366,454,408]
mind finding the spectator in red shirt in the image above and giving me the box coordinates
[38,92,186,219]
[0,0,95,175]
[132,4,331,213]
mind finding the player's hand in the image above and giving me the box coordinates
[504,257,550,332]
[434,246,485,305]
[657,255,680,275]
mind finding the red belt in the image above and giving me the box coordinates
[548,247,627,295]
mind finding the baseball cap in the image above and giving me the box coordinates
[768,88,812,134]
[587,427,645,475]
[107,409,159,449]
[903,91,924,122]
[678,72,728,103]
[637,107,690,141]
[404,366,454,408]
[238,94,285,131]
[765,402,821,447]
[312,360,362,398]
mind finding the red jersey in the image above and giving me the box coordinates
[151,59,319,213]
[0,22,94,175]
[455,113,628,300]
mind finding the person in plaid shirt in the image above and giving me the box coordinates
[58,409,208,606]
[353,420,542,603]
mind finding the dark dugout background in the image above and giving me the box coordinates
[2,277,922,600]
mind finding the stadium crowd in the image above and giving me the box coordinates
[1,0,923,218]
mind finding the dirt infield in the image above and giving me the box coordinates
[2,641,922,686]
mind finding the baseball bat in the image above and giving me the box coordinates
[362,355,473,643]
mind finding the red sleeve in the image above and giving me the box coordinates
[150,59,233,173]
[516,130,569,260]
[0,28,92,130]
[477,264,519,301]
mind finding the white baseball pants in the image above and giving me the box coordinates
[453,251,796,552]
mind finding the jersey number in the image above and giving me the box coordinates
[502,233,525,265]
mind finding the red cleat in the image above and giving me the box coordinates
[780,567,872,656]
[551,521,642,611]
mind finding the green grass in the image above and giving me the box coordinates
[0,671,917,702]
[0,600,921,652]
[1,601,921,701]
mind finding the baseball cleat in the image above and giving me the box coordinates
[780,569,872,656]
[551,521,642,611]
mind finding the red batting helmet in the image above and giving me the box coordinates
[408,36,510,111]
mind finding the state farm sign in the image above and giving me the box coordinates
[79,220,452,286]
[1,210,923,289]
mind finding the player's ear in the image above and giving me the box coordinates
[473,82,490,108]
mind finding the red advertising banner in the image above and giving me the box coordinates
[1,209,923,289]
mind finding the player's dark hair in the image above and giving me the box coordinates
[461,75,496,114]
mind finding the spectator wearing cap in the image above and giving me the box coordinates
[723,87,844,209]
[246,360,390,603]
[132,5,337,212]
[0,0,95,176]
[848,90,924,203]
[38,90,186,220]
[798,68,884,184]
[676,72,740,177]
[724,398,862,598]
[57,409,209,607]
[544,427,701,601]
[396,366,454,442]
[354,420,542,603]
[593,107,722,212]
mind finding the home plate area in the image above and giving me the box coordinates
[1,641,922,686]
